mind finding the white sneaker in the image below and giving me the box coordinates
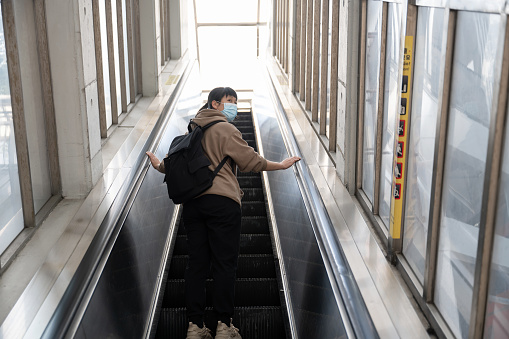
[215,319,242,339]
[186,322,213,339]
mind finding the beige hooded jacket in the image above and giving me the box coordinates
[161,108,267,205]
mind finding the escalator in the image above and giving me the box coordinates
[40,61,378,339]
[155,110,287,338]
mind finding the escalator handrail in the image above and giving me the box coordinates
[41,59,194,339]
[265,65,379,339]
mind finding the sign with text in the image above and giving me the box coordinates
[390,36,413,240]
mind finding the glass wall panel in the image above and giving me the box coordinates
[402,7,447,284]
[99,0,112,128]
[0,5,24,255]
[362,0,383,205]
[122,0,131,105]
[484,109,509,339]
[16,3,51,213]
[111,0,122,117]
[434,12,502,339]
[379,3,403,228]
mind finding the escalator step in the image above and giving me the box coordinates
[241,201,266,216]
[236,126,254,133]
[163,278,280,307]
[240,188,264,201]
[238,176,262,189]
[241,216,269,234]
[156,306,285,339]
[173,234,273,255]
[241,132,254,140]
[168,254,277,279]
[233,120,253,127]
[237,171,260,178]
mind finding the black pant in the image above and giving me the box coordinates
[183,194,242,326]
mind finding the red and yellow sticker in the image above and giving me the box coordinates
[390,36,413,239]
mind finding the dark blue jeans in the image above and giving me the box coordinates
[183,194,242,326]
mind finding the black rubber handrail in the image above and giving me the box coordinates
[42,60,194,339]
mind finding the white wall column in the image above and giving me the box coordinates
[169,0,188,59]
[139,0,158,96]
[338,0,361,194]
[45,0,102,198]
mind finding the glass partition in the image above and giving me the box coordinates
[362,0,383,206]
[0,5,24,255]
[434,11,502,338]
[402,7,447,284]
[379,2,403,228]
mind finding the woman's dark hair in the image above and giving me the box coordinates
[199,87,237,111]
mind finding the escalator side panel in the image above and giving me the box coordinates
[253,89,348,338]
[73,66,202,339]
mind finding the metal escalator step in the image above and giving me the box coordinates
[237,171,260,178]
[238,176,262,188]
[241,132,254,140]
[168,254,277,279]
[232,120,253,127]
[240,188,264,201]
[173,234,272,255]
[156,306,285,339]
[163,278,280,307]
[236,125,254,133]
[241,216,269,234]
[241,201,266,216]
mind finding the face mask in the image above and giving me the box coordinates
[221,103,237,122]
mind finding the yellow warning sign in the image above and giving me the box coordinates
[390,36,413,239]
[165,75,180,86]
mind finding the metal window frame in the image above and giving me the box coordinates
[373,1,388,216]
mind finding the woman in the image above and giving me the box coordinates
[146,87,300,339]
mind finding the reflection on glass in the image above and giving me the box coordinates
[0,5,24,255]
[434,12,502,339]
[402,7,446,284]
[362,0,383,205]
[484,110,509,339]
[99,0,112,128]
[379,3,402,228]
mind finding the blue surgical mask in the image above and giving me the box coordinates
[221,103,237,122]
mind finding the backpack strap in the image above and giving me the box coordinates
[189,119,224,133]
[212,156,231,178]
[189,119,232,177]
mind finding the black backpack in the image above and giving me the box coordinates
[163,120,229,204]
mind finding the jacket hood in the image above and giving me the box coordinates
[192,109,228,127]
